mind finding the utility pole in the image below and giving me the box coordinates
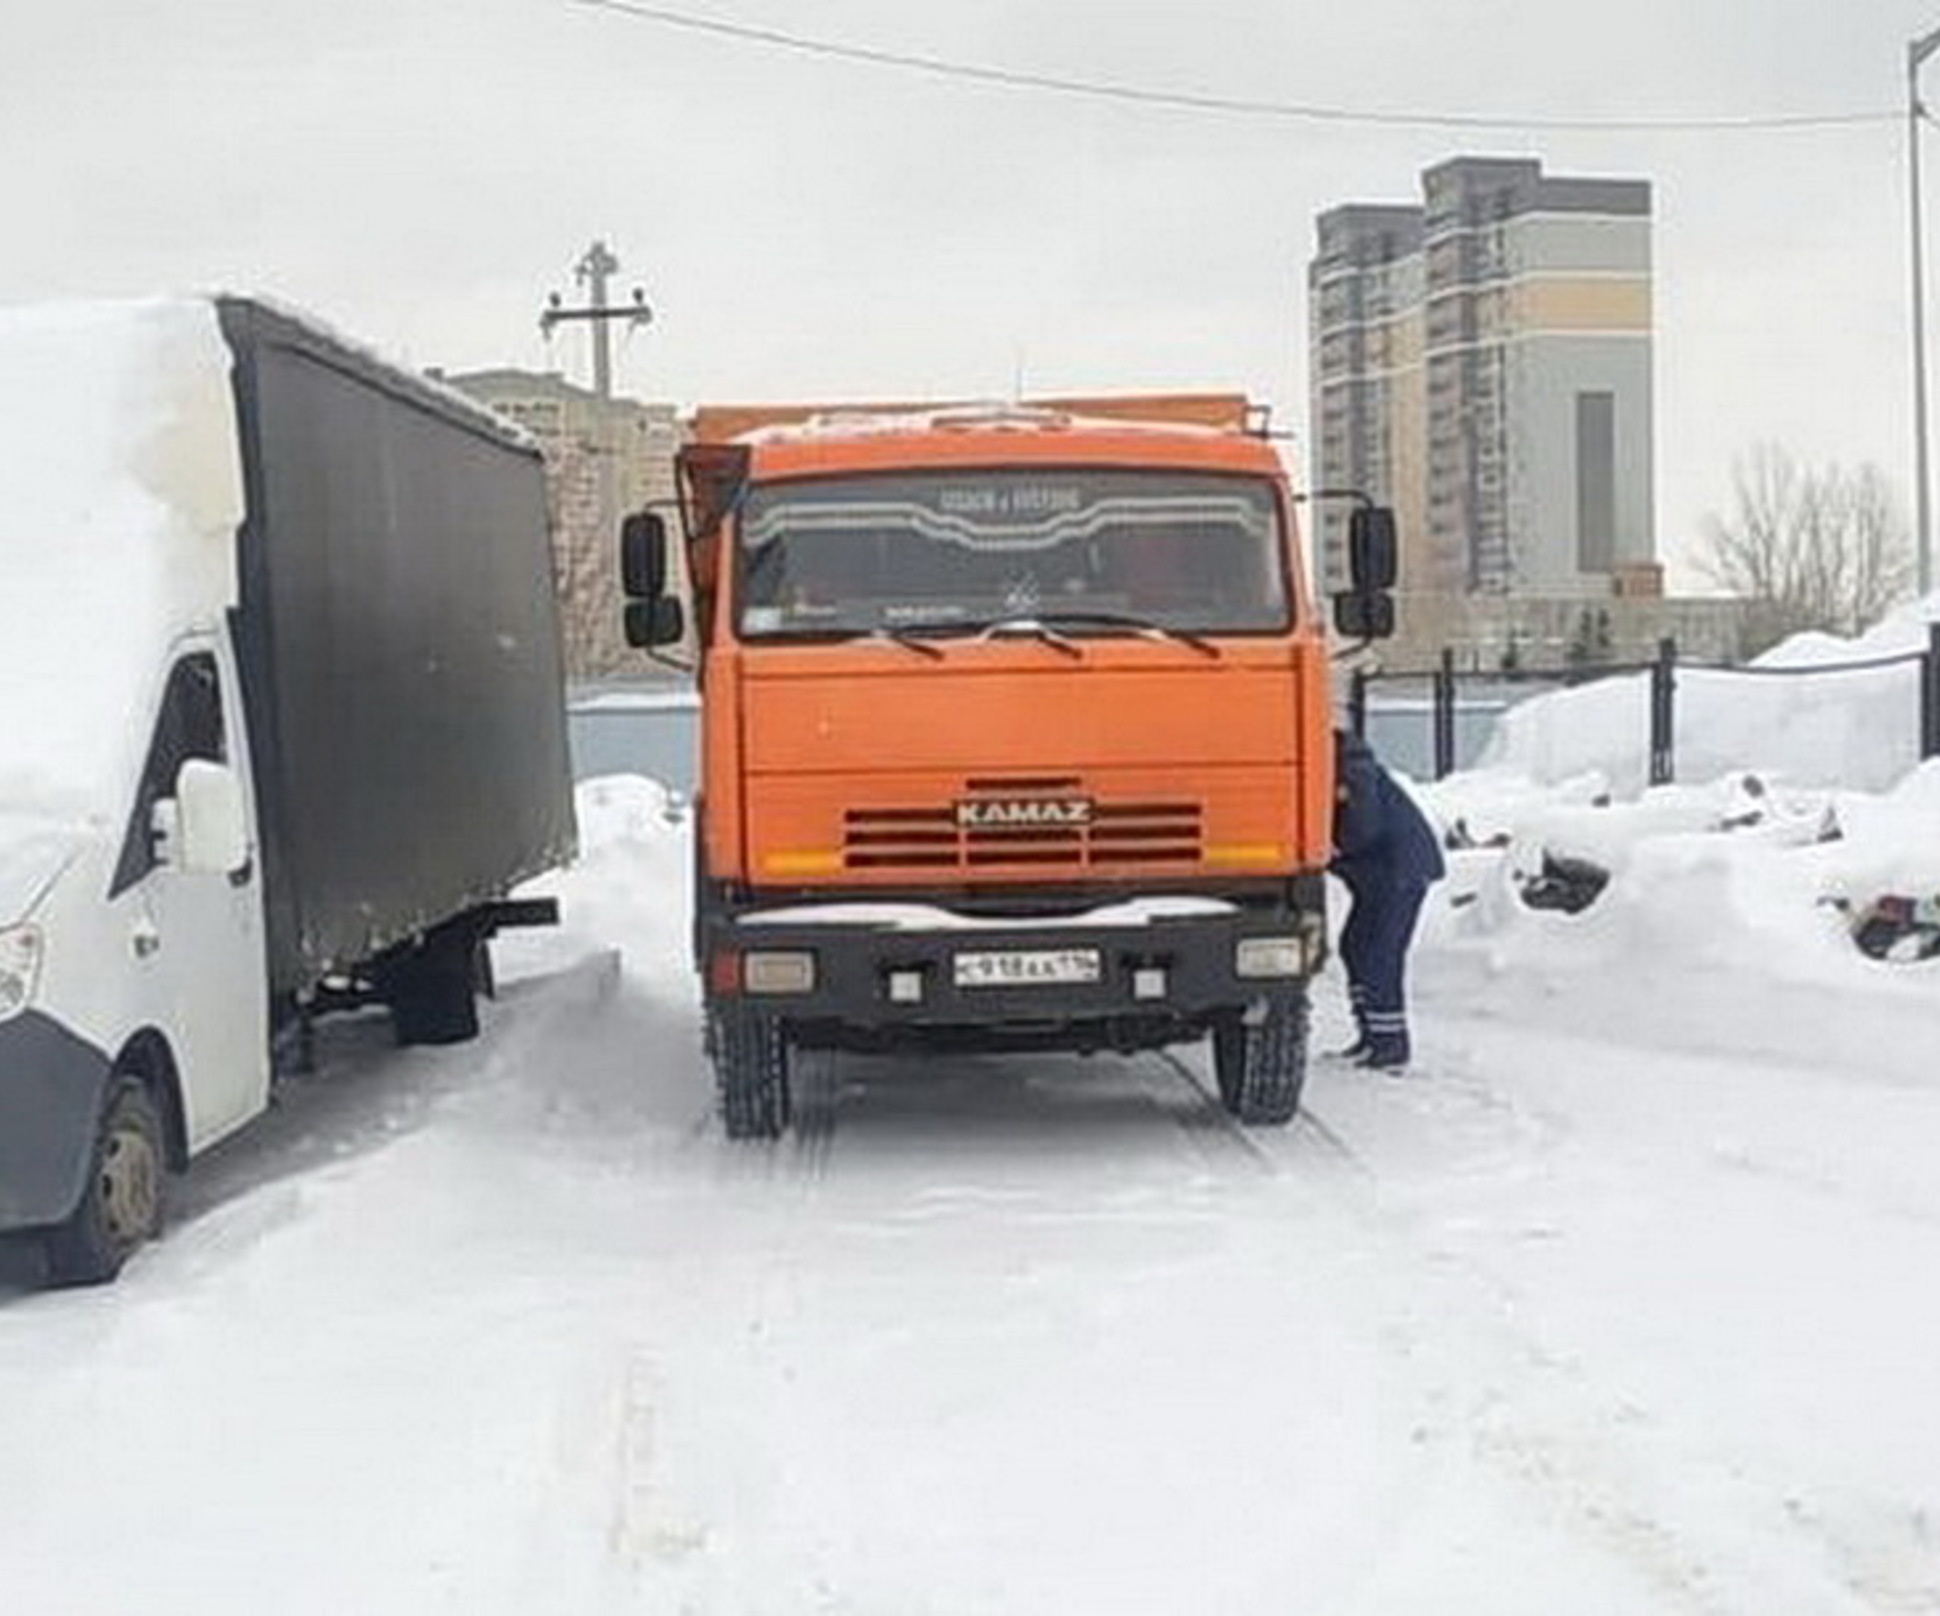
[538,242,656,675]
[540,240,652,400]
[1908,27,1940,598]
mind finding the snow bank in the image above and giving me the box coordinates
[1416,757,1940,1080]
[1428,597,1940,1033]
[1479,594,1940,795]
[497,774,696,1002]
[1750,591,1940,669]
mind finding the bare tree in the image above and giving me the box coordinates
[1700,444,1916,655]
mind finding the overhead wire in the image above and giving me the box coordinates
[566,0,1897,135]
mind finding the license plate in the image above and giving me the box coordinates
[953,948,1101,989]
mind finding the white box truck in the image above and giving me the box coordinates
[0,296,576,1283]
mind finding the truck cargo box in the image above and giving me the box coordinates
[216,299,575,997]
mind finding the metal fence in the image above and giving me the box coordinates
[1349,623,1940,785]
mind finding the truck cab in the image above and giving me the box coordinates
[624,404,1384,1137]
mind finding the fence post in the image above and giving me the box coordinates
[1349,667,1369,740]
[1925,623,1940,760]
[1433,647,1457,780]
[1649,635,1677,787]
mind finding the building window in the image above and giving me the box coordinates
[1576,391,1617,573]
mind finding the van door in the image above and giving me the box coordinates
[111,647,269,1148]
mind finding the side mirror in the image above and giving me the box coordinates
[1333,590,1396,641]
[1347,507,1398,592]
[173,759,250,876]
[625,596,686,649]
[621,511,670,599]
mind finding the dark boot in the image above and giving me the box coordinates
[1357,1032,1411,1071]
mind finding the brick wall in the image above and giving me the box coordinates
[445,370,681,679]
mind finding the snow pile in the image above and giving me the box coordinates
[1494,774,1830,880]
[497,774,696,1000]
[1479,593,1940,794]
[1414,603,1940,1069]
[1814,759,1940,925]
[1416,759,1940,1078]
[1749,592,1940,668]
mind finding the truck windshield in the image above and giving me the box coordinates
[736,469,1289,640]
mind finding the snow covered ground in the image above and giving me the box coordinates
[0,762,1933,1613]
[2,607,1937,1612]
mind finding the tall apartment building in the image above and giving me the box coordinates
[1311,157,1654,600]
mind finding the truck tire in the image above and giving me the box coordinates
[712,1007,792,1140]
[389,935,480,1046]
[44,1076,167,1287]
[1212,995,1309,1126]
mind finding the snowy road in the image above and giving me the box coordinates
[2,793,1938,1614]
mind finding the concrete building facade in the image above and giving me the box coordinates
[1311,157,1655,604]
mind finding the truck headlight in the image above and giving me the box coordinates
[0,924,44,1021]
[743,950,817,995]
[1236,935,1306,980]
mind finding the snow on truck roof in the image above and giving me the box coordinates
[735,403,1240,447]
[731,403,1291,480]
[0,292,535,453]
[690,393,1262,445]
[0,294,533,818]
[216,293,539,451]
[0,297,245,816]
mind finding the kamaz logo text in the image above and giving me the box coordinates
[956,798,1093,829]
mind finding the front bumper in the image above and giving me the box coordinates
[0,1011,113,1232]
[706,884,1326,1049]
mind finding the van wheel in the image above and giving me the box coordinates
[1212,996,1309,1126]
[711,1007,792,1140]
[388,935,480,1046]
[44,1077,167,1286]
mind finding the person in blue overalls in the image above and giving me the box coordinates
[1331,728,1446,1069]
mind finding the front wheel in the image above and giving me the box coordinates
[1212,995,1309,1126]
[711,1006,792,1140]
[44,1077,167,1286]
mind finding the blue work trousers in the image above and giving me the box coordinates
[1338,872,1430,1050]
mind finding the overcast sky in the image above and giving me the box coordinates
[3,0,1934,583]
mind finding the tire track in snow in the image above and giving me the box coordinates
[1147,1049,1283,1179]
[1292,1076,1769,1612]
[788,1047,840,1184]
[597,1346,711,1596]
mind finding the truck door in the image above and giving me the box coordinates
[111,646,270,1148]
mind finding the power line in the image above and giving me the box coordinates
[567,0,1896,135]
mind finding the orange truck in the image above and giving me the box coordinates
[621,401,1396,1137]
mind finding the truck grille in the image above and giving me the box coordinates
[844,778,1203,872]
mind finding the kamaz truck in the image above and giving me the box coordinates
[621,402,1394,1137]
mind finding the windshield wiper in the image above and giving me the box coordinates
[967,617,1085,658]
[847,627,945,659]
[1028,610,1222,659]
